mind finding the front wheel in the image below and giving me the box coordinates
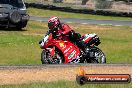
[41,49,51,64]
[86,47,106,63]
[41,49,64,64]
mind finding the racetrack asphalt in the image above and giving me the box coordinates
[0,63,132,70]
[30,16,132,26]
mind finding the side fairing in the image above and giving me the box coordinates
[54,40,80,63]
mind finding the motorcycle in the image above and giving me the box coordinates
[39,31,106,64]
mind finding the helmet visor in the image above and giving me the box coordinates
[48,22,54,29]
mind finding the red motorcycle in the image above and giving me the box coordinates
[39,32,106,64]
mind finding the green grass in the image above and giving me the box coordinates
[27,8,132,21]
[0,80,132,88]
[0,32,41,65]
[0,21,132,65]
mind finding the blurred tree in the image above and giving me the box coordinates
[95,0,113,9]
[53,0,63,3]
[114,0,132,4]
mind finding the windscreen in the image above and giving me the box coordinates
[0,0,24,8]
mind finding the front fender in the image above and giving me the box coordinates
[45,48,55,57]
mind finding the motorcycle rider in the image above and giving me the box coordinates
[47,16,86,52]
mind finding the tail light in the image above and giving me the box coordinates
[86,36,101,46]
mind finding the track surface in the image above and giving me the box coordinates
[0,64,132,70]
[30,16,132,26]
[0,64,132,85]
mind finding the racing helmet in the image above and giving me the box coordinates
[48,17,60,30]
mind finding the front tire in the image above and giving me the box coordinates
[41,49,51,64]
[41,49,64,64]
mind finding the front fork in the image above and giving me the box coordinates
[47,46,62,64]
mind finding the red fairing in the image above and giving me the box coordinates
[46,48,55,57]
[54,40,80,63]
[40,33,81,63]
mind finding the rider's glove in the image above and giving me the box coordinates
[61,33,64,36]
[49,30,53,33]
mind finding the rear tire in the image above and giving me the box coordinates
[86,47,106,63]
[88,59,98,63]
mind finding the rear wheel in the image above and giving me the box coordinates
[86,47,106,63]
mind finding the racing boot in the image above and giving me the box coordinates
[77,40,86,53]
